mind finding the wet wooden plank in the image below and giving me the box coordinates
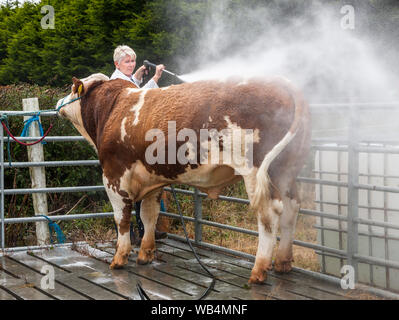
[2,256,88,300]
[95,245,220,300]
[158,262,281,300]
[97,244,268,300]
[0,259,53,300]
[178,257,312,300]
[0,286,18,300]
[134,240,296,299]
[9,249,125,300]
[74,244,199,300]
[155,240,310,299]
[137,241,299,299]
[2,240,378,300]
[160,239,353,299]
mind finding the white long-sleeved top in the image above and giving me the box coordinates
[110,68,158,89]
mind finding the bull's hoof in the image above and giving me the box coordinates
[274,258,293,273]
[137,248,155,265]
[109,253,129,270]
[248,263,271,284]
[248,270,267,284]
[110,255,128,270]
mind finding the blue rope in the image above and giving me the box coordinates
[38,215,66,244]
[21,113,46,145]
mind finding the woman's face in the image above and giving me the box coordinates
[115,54,136,77]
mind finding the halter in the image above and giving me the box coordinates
[56,95,83,112]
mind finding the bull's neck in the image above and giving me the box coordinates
[80,91,118,148]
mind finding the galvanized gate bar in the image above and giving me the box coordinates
[3,212,114,224]
[1,136,86,143]
[193,188,202,244]
[0,122,4,250]
[4,160,100,168]
[347,104,360,281]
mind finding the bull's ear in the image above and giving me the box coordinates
[72,77,84,96]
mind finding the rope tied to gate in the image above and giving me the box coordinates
[0,115,53,147]
[0,113,54,167]
[21,112,47,145]
[37,215,66,244]
[0,93,83,151]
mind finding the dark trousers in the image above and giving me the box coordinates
[134,201,144,238]
[134,199,165,238]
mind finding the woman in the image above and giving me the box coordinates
[111,45,168,244]
[111,45,165,88]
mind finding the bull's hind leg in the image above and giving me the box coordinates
[243,170,283,284]
[103,175,133,269]
[137,191,161,265]
[274,183,300,273]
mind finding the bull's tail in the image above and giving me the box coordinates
[251,84,305,211]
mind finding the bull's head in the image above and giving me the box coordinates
[56,73,109,151]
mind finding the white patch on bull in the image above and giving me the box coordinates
[255,200,280,268]
[131,90,147,126]
[126,88,142,95]
[120,117,128,141]
[253,129,260,143]
[80,73,109,85]
[102,170,133,254]
[208,116,213,122]
[160,86,170,91]
[222,116,255,174]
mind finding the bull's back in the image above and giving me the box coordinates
[100,78,301,173]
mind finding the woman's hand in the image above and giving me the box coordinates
[152,64,165,83]
[133,65,148,82]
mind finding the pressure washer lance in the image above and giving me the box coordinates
[143,60,185,83]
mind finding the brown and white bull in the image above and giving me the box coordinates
[57,73,310,283]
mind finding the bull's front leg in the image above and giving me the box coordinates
[137,192,161,265]
[103,175,133,269]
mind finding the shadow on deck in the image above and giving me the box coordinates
[0,238,385,300]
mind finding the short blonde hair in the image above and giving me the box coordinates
[113,45,136,64]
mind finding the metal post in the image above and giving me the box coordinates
[194,188,202,244]
[318,150,326,273]
[347,104,359,281]
[0,121,4,250]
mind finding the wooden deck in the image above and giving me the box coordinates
[0,238,382,300]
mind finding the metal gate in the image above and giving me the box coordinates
[1,101,399,297]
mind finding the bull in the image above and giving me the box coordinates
[57,73,311,283]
